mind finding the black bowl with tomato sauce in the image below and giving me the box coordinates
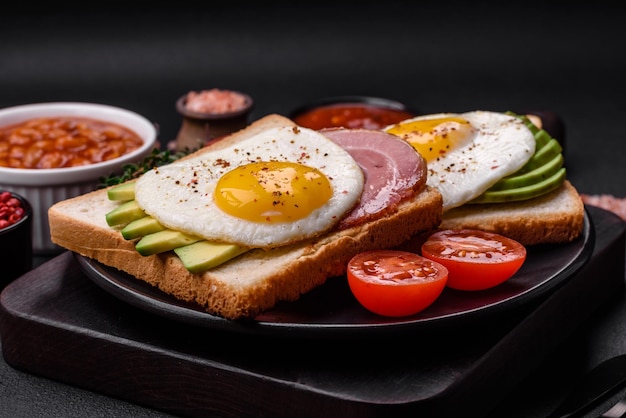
[289,96,418,130]
[0,190,32,289]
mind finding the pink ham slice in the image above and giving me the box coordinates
[321,128,427,229]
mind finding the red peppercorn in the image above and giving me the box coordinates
[0,191,25,229]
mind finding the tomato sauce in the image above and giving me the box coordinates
[0,117,144,169]
[293,103,415,130]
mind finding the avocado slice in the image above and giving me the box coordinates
[107,182,136,201]
[470,167,566,204]
[524,118,551,149]
[121,215,166,240]
[533,128,552,150]
[105,200,146,226]
[488,153,564,191]
[135,229,202,256]
[507,111,558,151]
[516,138,562,174]
[105,183,248,272]
[475,112,567,203]
[174,241,249,274]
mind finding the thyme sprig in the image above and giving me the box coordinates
[98,147,192,188]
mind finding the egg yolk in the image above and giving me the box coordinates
[214,161,333,223]
[386,116,476,162]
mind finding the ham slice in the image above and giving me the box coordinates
[321,128,427,229]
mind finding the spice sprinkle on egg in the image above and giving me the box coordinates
[134,126,364,249]
[385,111,536,211]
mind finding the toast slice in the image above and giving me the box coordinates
[439,180,585,246]
[49,115,444,320]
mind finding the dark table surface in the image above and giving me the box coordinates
[1,3,626,417]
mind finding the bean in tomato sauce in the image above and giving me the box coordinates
[0,117,144,169]
[293,103,415,130]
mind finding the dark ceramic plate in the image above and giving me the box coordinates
[77,210,593,337]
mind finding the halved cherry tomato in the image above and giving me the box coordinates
[421,229,527,291]
[346,250,448,317]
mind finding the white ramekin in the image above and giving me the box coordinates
[0,102,158,254]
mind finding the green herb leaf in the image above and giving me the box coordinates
[98,147,192,188]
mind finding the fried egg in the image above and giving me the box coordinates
[385,110,535,211]
[134,126,364,248]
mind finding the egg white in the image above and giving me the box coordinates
[390,111,536,211]
[134,126,364,248]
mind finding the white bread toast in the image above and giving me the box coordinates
[439,180,585,245]
[49,114,444,320]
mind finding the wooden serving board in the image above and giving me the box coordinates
[0,206,624,418]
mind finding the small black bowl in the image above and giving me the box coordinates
[0,190,33,290]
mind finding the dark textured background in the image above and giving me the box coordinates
[1,3,625,417]
[1,3,625,196]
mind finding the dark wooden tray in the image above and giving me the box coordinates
[0,206,623,418]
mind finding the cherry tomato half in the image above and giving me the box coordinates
[346,250,448,317]
[421,229,527,291]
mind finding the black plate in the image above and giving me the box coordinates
[76,211,593,337]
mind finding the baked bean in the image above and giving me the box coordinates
[30,139,54,150]
[38,151,67,169]
[0,117,144,169]
[22,147,44,168]
[9,146,26,160]
[56,135,87,150]
[0,141,8,154]
[8,132,33,145]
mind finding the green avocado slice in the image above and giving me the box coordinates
[104,181,248,272]
[470,167,566,204]
[121,216,166,240]
[516,138,563,174]
[135,230,202,256]
[519,116,551,149]
[105,200,145,227]
[488,153,564,191]
[174,241,249,274]
[107,182,136,201]
[533,129,552,150]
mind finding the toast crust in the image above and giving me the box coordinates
[49,114,444,320]
[440,180,585,246]
[50,184,443,320]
